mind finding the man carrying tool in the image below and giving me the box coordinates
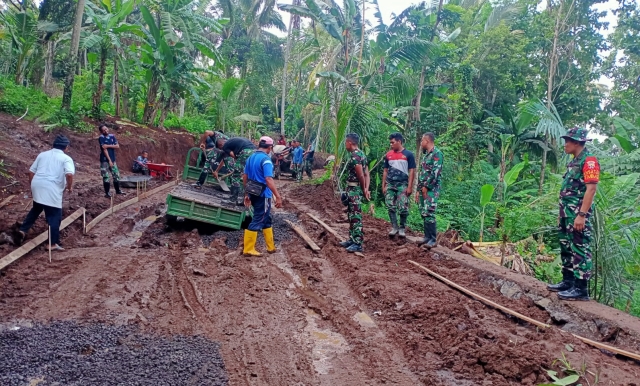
[194,131,228,189]
[383,132,416,239]
[416,132,443,249]
[98,124,125,198]
[292,140,304,182]
[547,127,599,301]
[213,136,256,205]
[303,141,315,180]
[15,135,74,251]
[339,133,370,253]
[242,136,283,256]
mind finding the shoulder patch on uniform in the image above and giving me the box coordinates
[583,156,600,183]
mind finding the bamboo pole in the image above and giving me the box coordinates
[306,212,345,242]
[407,260,640,362]
[285,219,321,252]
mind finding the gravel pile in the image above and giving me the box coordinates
[203,212,298,249]
[0,321,228,386]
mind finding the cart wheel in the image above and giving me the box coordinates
[165,214,178,226]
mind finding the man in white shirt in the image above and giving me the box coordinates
[15,135,75,251]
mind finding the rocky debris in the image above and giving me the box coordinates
[0,321,228,386]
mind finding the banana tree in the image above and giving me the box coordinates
[82,0,138,117]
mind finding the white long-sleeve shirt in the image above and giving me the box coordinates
[29,149,75,208]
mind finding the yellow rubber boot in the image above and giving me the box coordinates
[243,230,262,256]
[263,227,276,253]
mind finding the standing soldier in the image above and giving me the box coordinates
[547,127,599,301]
[213,136,256,205]
[415,132,443,248]
[382,133,416,238]
[98,124,125,198]
[339,133,371,253]
[292,140,304,182]
[303,142,315,180]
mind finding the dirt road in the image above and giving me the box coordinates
[1,115,639,385]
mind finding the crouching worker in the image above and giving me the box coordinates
[15,135,75,251]
[132,151,149,174]
[242,136,283,256]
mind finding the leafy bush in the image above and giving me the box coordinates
[163,113,215,134]
[0,76,57,120]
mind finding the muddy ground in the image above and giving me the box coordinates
[1,115,639,385]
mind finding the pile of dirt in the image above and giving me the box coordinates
[286,179,345,221]
[203,212,297,249]
[0,321,228,385]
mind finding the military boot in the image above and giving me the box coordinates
[339,240,354,248]
[558,278,590,301]
[114,181,126,195]
[103,182,111,198]
[388,212,399,237]
[547,270,574,292]
[224,187,239,205]
[398,214,408,238]
[426,222,438,249]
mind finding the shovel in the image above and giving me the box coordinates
[217,172,233,192]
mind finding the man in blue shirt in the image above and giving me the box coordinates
[132,151,149,174]
[242,136,283,256]
[98,124,125,198]
[291,139,304,182]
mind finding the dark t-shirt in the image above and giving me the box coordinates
[305,150,315,160]
[384,149,416,183]
[216,137,256,163]
[99,134,118,163]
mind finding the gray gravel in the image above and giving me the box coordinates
[0,321,228,386]
[202,212,298,249]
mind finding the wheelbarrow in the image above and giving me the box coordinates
[146,163,174,180]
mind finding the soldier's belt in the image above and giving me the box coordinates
[347,182,360,187]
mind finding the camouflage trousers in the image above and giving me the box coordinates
[385,181,410,216]
[303,159,313,179]
[293,163,303,182]
[230,149,254,191]
[419,188,439,224]
[346,185,364,245]
[558,215,593,280]
[100,162,121,183]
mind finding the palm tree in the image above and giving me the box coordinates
[61,0,86,111]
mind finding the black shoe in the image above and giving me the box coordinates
[423,221,437,248]
[116,191,126,195]
[14,230,25,246]
[105,192,112,198]
[558,279,589,301]
[547,270,574,292]
[339,240,354,248]
[346,243,363,253]
[103,182,111,198]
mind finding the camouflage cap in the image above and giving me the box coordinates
[213,131,229,143]
[561,127,592,142]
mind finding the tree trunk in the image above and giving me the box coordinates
[142,75,159,124]
[61,0,86,111]
[114,60,120,117]
[539,1,563,195]
[179,98,185,118]
[43,40,55,96]
[92,46,108,117]
[280,14,294,135]
[316,103,325,152]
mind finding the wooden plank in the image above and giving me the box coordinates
[0,208,85,271]
[0,195,16,209]
[285,219,321,252]
[141,179,178,199]
[407,260,640,362]
[306,212,345,242]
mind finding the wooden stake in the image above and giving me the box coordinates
[82,208,86,234]
[111,194,114,214]
[48,226,52,263]
[285,219,321,252]
[306,212,345,242]
[407,260,640,362]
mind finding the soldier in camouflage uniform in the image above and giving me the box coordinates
[339,133,371,253]
[415,132,444,248]
[194,131,229,188]
[213,137,256,205]
[382,133,416,238]
[548,127,599,301]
